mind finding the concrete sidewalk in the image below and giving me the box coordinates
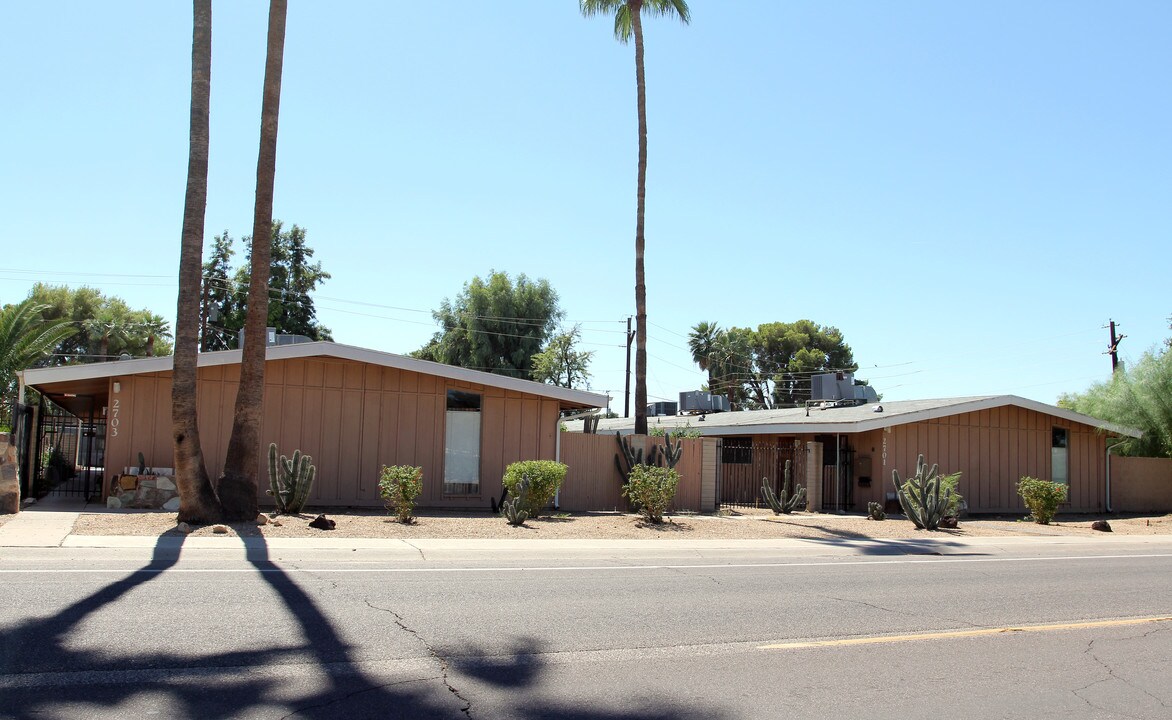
[0,497,86,547]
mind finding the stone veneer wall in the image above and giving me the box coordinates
[1,432,20,514]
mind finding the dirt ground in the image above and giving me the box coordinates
[68,506,1172,541]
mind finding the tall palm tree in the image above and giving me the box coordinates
[687,321,720,390]
[219,0,287,520]
[580,0,690,435]
[172,0,222,524]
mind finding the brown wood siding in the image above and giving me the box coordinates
[104,358,582,509]
[875,407,1106,513]
[555,433,708,512]
[1111,457,1172,512]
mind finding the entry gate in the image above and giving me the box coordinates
[717,438,806,508]
[33,396,106,499]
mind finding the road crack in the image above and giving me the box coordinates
[364,599,472,718]
[1079,636,1172,711]
[402,540,428,561]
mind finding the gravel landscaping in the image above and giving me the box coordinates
[67,506,1172,541]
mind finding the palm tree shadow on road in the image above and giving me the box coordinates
[1,534,728,719]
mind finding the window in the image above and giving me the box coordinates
[444,390,481,495]
[721,437,753,464]
[1051,427,1068,486]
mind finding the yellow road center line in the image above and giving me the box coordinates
[758,616,1172,650]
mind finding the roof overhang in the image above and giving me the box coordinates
[19,341,609,411]
[578,395,1143,439]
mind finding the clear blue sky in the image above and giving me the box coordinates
[2,1,1169,409]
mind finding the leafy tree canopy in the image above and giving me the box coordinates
[1059,343,1172,458]
[23,283,172,362]
[201,221,332,349]
[414,270,563,379]
[530,325,593,389]
[689,319,856,409]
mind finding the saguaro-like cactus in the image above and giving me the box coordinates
[500,475,530,526]
[761,459,806,514]
[893,454,952,530]
[268,442,316,515]
[660,434,683,469]
[614,432,645,480]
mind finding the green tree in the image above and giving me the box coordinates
[752,320,855,407]
[1059,346,1172,458]
[0,299,77,408]
[531,326,594,389]
[199,230,237,351]
[581,0,691,436]
[688,320,856,409]
[414,270,563,378]
[172,0,222,525]
[25,284,173,362]
[221,0,287,521]
[224,221,332,342]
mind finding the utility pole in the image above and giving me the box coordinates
[1104,319,1126,372]
[624,317,635,418]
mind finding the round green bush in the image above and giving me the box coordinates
[502,460,567,518]
[623,465,680,524]
[1017,476,1067,524]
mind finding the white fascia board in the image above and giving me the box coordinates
[22,342,607,408]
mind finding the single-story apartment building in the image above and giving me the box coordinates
[566,397,1145,514]
[17,342,607,509]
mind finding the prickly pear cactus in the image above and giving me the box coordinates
[893,454,952,530]
[268,442,317,515]
[761,459,806,514]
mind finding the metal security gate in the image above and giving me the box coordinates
[33,396,106,500]
[717,438,806,508]
[820,444,855,512]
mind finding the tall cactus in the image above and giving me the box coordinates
[614,432,645,480]
[660,434,683,469]
[893,454,952,530]
[267,442,316,515]
[761,459,806,514]
[500,475,530,526]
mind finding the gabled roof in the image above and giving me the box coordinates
[19,341,608,410]
[566,395,1142,438]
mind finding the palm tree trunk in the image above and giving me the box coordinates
[219,0,287,521]
[172,0,222,524]
[632,2,649,436]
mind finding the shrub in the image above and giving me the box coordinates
[1017,476,1067,524]
[623,464,680,524]
[379,465,423,523]
[503,460,567,518]
[649,423,702,439]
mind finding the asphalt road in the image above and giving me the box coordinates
[1,536,1170,719]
